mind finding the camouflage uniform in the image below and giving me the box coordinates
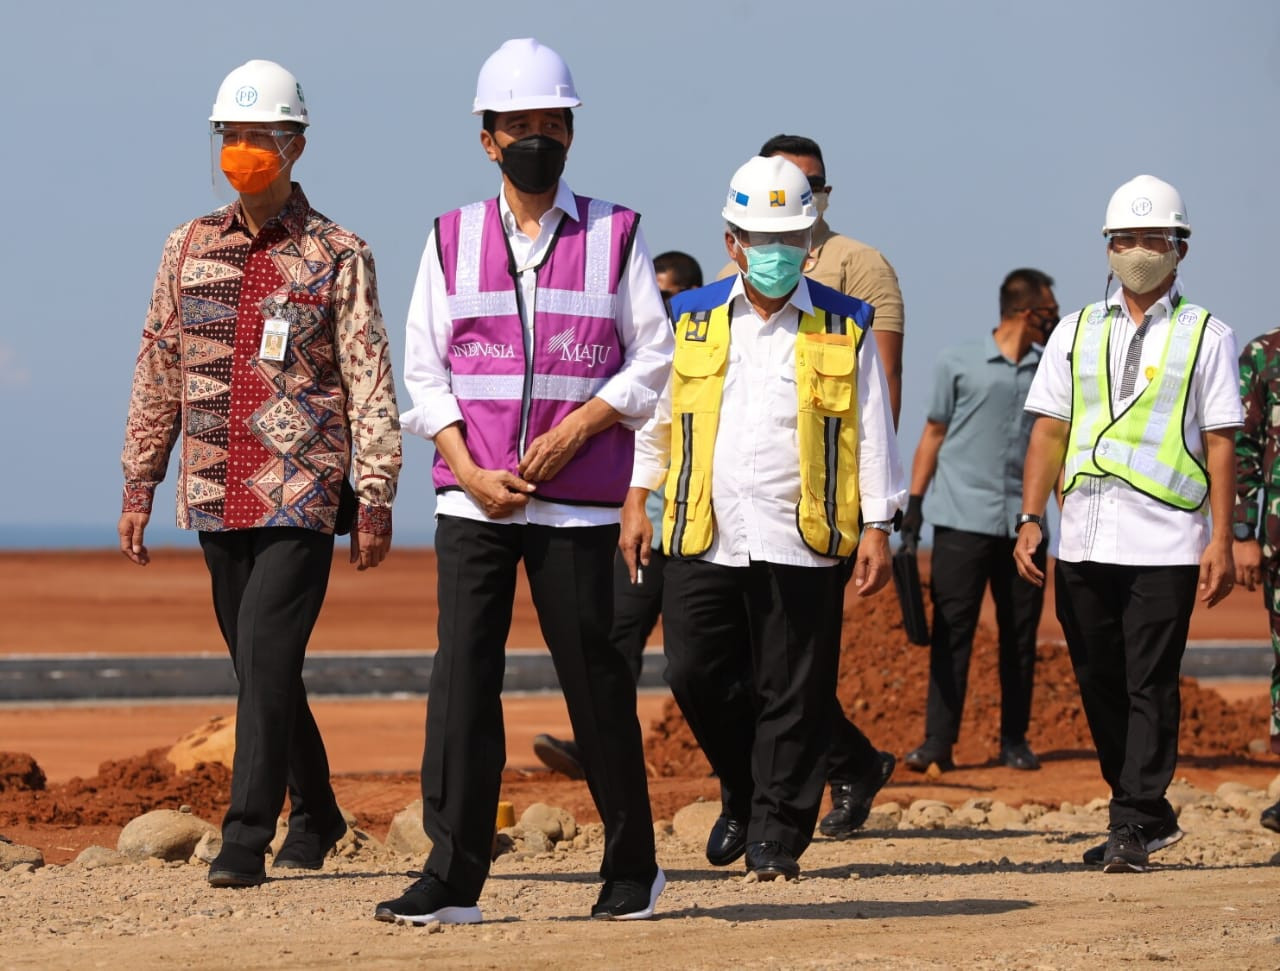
[1234,328,1280,755]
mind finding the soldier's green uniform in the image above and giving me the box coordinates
[1234,329,1280,755]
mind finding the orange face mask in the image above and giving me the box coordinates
[220,144,282,195]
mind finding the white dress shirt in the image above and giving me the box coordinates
[1024,282,1243,565]
[632,276,906,568]
[401,180,674,526]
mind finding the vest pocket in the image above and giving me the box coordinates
[673,340,730,414]
[797,334,855,414]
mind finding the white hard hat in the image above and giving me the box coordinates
[472,38,581,115]
[1102,174,1190,237]
[210,60,309,127]
[721,156,817,233]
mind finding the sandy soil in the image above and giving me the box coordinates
[2,550,1279,968]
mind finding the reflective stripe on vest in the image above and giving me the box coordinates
[663,295,864,558]
[1064,299,1210,510]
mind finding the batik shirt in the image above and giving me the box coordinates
[122,184,401,534]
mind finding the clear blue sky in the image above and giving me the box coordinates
[2,0,1277,548]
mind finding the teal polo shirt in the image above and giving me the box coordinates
[922,333,1041,537]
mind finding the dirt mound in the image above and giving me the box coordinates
[644,583,1267,775]
[0,753,45,793]
[0,748,230,828]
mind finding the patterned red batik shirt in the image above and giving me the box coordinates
[122,184,401,535]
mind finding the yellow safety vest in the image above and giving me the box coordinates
[663,289,866,558]
[1064,298,1210,510]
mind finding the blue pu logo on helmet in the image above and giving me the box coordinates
[235,85,259,107]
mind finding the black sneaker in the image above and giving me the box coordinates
[819,751,896,838]
[590,868,665,920]
[274,815,349,870]
[208,842,266,888]
[1261,799,1280,834]
[903,741,955,773]
[532,734,585,780]
[373,871,482,925]
[1102,823,1149,873]
[1082,815,1184,866]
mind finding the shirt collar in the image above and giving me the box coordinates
[984,329,1042,365]
[727,272,815,319]
[219,182,311,243]
[498,178,578,235]
[1106,278,1182,325]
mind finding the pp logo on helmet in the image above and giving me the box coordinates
[235,85,259,107]
[769,190,786,208]
[1130,196,1152,217]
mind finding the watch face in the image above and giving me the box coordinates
[1233,523,1254,541]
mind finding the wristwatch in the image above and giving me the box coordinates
[1233,522,1256,541]
[863,520,893,535]
[1014,513,1042,532]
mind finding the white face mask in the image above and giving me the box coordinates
[812,190,830,217]
[1108,246,1178,295]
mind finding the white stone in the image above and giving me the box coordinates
[117,809,218,862]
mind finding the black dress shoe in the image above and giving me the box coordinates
[1261,799,1280,834]
[903,740,955,773]
[745,840,800,881]
[208,842,266,888]
[819,751,896,839]
[274,815,349,870]
[999,739,1041,771]
[705,815,747,866]
[532,734,585,780]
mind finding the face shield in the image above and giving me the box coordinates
[209,122,299,201]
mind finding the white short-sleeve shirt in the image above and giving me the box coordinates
[1023,283,1243,566]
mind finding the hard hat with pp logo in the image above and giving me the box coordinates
[721,156,817,233]
[210,59,309,128]
[1102,174,1190,237]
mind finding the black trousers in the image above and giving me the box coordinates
[199,527,339,854]
[662,557,843,857]
[609,546,667,683]
[924,527,1046,746]
[422,516,656,902]
[824,555,884,784]
[1055,560,1198,830]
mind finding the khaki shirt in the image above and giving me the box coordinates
[718,217,904,334]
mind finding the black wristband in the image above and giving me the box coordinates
[1015,513,1042,532]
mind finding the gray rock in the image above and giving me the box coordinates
[672,800,721,846]
[519,803,577,842]
[117,809,218,862]
[0,840,43,871]
[75,846,127,869]
[385,799,432,858]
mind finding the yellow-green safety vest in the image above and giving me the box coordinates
[1064,298,1210,510]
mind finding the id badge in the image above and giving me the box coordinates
[259,317,290,362]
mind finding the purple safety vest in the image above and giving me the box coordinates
[434,194,639,506]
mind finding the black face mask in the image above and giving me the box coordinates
[498,135,567,194]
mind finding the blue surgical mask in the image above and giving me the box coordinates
[740,241,806,298]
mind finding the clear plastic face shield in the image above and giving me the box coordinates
[732,227,813,252]
[209,121,299,201]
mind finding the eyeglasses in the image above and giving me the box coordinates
[735,228,813,249]
[1108,231,1177,253]
[1023,304,1059,318]
[211,122,297,148]
[806,175,828,193]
